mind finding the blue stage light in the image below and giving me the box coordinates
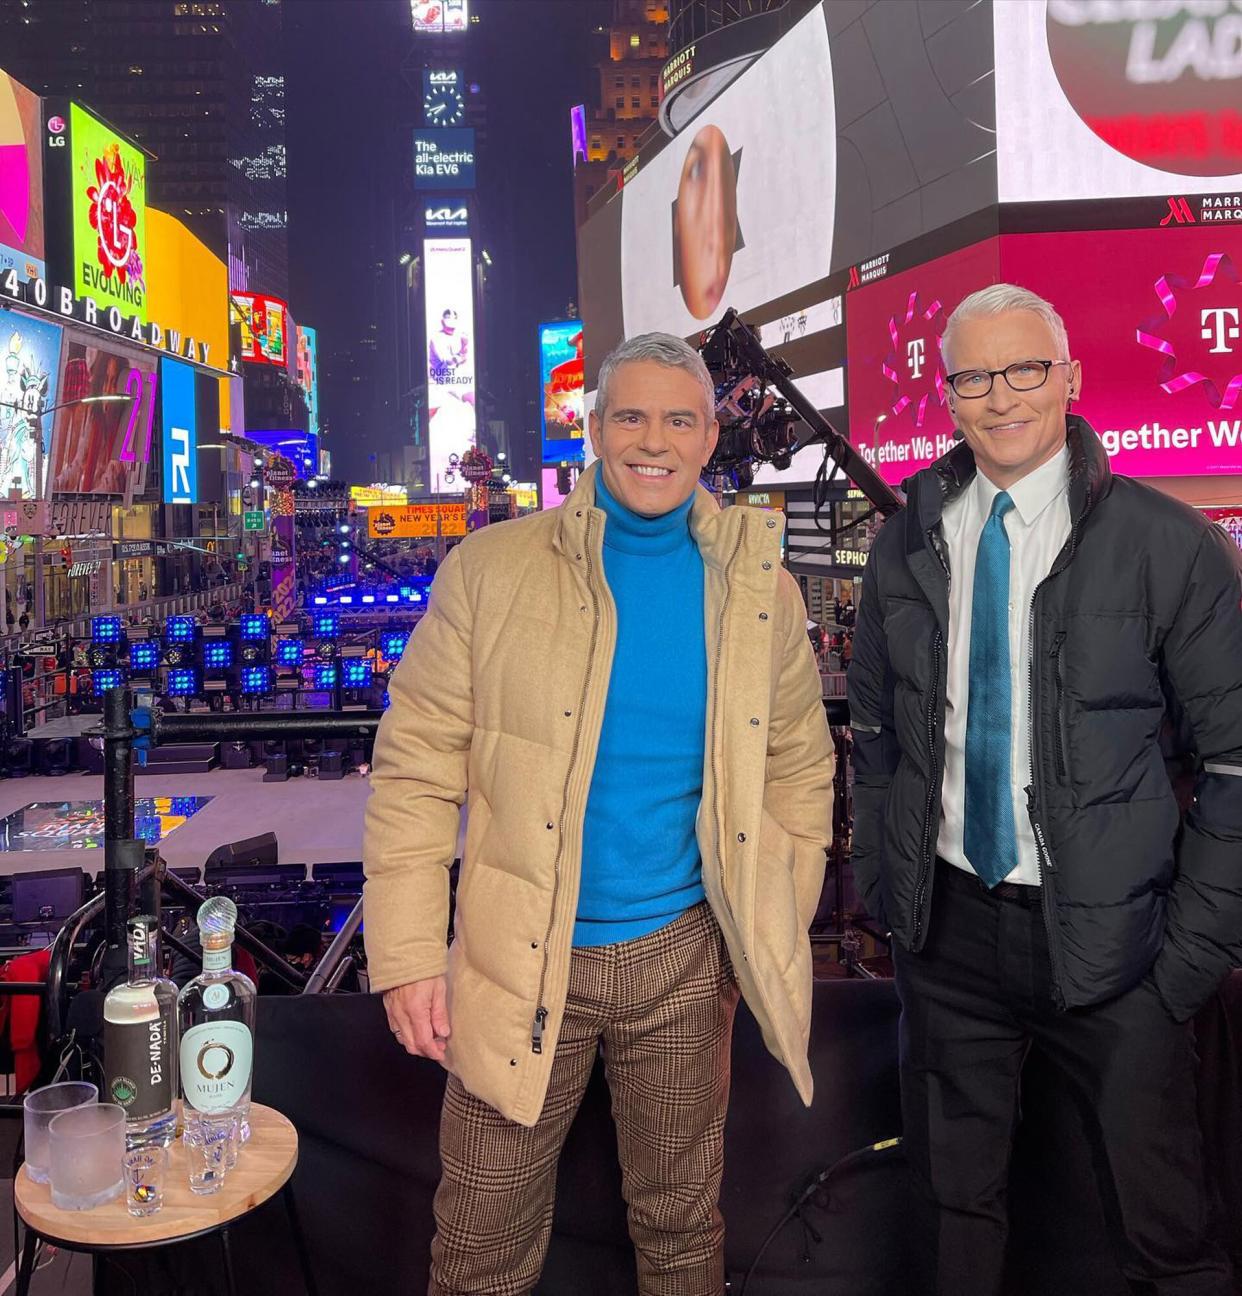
[202,641,234,669]
[339,595,353,604]
[165,616,196,644]
[275,638,304,667]
[240,665,273,695]
[311,611,339,638]
[380,632,408,660]
[129,641,160,672]
[313,596,327,605]
[239,613,268,641]
[385,594,399,604]
[92,669,124,693]
[166,668,198,697]
[362,595,375,604]
[342,659,373,688]
[91,617,123,644]
[314,663,337,690]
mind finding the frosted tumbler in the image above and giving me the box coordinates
[23,1082,98,1185]
[48,1103,125,1210]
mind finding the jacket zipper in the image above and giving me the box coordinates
[1025,522,1079,1013]
[911,527,951,946]
[1050,632,1067,781]
[709,517,747,936]
[532,514,601,1055]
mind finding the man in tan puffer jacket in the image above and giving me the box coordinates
[364,332,833,1295]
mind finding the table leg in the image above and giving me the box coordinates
[283,1185,319,1296]
[219,1227,238,1296]
[14,1227,38,1296]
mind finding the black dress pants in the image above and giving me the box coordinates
[893,860,1232,1296]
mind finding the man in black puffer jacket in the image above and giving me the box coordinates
[848,283,1242,1295]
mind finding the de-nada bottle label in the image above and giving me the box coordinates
[104,1016,171,1120]
[180,1021,253,1113]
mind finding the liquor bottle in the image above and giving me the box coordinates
[177,897,256,1139]
[103,915,178,1148]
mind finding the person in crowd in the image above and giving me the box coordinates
[365,331,833,1295]
[848,283,1242,1295]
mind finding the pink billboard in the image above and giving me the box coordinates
[846,228,1242,484]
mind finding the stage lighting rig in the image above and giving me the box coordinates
[697,309,903,518]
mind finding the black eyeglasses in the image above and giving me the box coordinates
[945,359,1072,400]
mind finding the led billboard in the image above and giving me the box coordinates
[411,0,468,34]
[0,312,62,496]
[160,357,198,504]
[230,292,289,366]
[539,321,585,464]
[367,501,467,539]
[414,129,476,191]
[847,226,1242,484]
[145,208,228,373]
[424,237,476,491]
[68,102,147,324]
[295,324,319,437]
[50,337,157,497]
[995,1,1242,202]
[0,71,45,282]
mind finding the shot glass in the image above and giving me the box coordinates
[23,1081,98,1185]
[124,1146,167,1217]
[48,1103,125,1210]
[183,1113,236,1195]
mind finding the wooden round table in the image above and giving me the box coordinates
[14,1103,317,1296]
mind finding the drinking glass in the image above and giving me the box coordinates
[48,1103,125,1210]
[183,1113,236,1195]
[124,1146,167,1217]
[23,1082,98,1185]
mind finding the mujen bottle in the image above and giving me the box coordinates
[103,915,178,1148]
[177,897,257,1141]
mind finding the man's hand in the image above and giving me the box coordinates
[383,976,451,1063]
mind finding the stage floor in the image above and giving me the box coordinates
[0,767,373,877]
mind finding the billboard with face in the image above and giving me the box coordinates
[68,102,147,324]
[0,312,62,497]
[50,336,157,497]
[411,0,468,35]
[424,237,476,491]
[539,321,585,464]
[0,70,46,283]
[295,324,319,437]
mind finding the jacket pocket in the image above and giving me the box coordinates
[1051,632,1068,784]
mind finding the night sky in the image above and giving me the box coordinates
[283,0,609,486]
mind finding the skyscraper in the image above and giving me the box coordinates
[0,0,289,297]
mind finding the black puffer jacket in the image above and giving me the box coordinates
[848,416,1242,1020]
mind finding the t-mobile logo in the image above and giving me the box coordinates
[1201,307,1240,355]
[906,338,926,379]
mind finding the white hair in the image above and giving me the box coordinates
[594,332,715,423]
[941,284,1071,369]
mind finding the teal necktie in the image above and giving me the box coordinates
[964,491,1018,888]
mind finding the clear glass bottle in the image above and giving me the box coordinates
[103,915,178,1148]
[176,897,256,1141]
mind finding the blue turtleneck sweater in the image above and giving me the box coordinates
[575,471,707,947]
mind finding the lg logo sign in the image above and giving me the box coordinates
[906,338,926,380]
[1201,307,1240,355]
[168,425,193,502]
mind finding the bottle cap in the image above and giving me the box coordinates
[196,896,239,952]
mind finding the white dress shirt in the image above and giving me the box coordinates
[936,447,1071,886]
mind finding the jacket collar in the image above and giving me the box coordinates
[555,460,778,572]
[907,413,1112,544]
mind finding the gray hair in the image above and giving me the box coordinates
[941,284,1071,369]
[594,332,716,424]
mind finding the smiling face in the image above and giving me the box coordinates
[943,309,1081,489]
[674,124,737,320]
[588,359,719,517]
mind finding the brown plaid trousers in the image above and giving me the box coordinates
[429,900,740,1296]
